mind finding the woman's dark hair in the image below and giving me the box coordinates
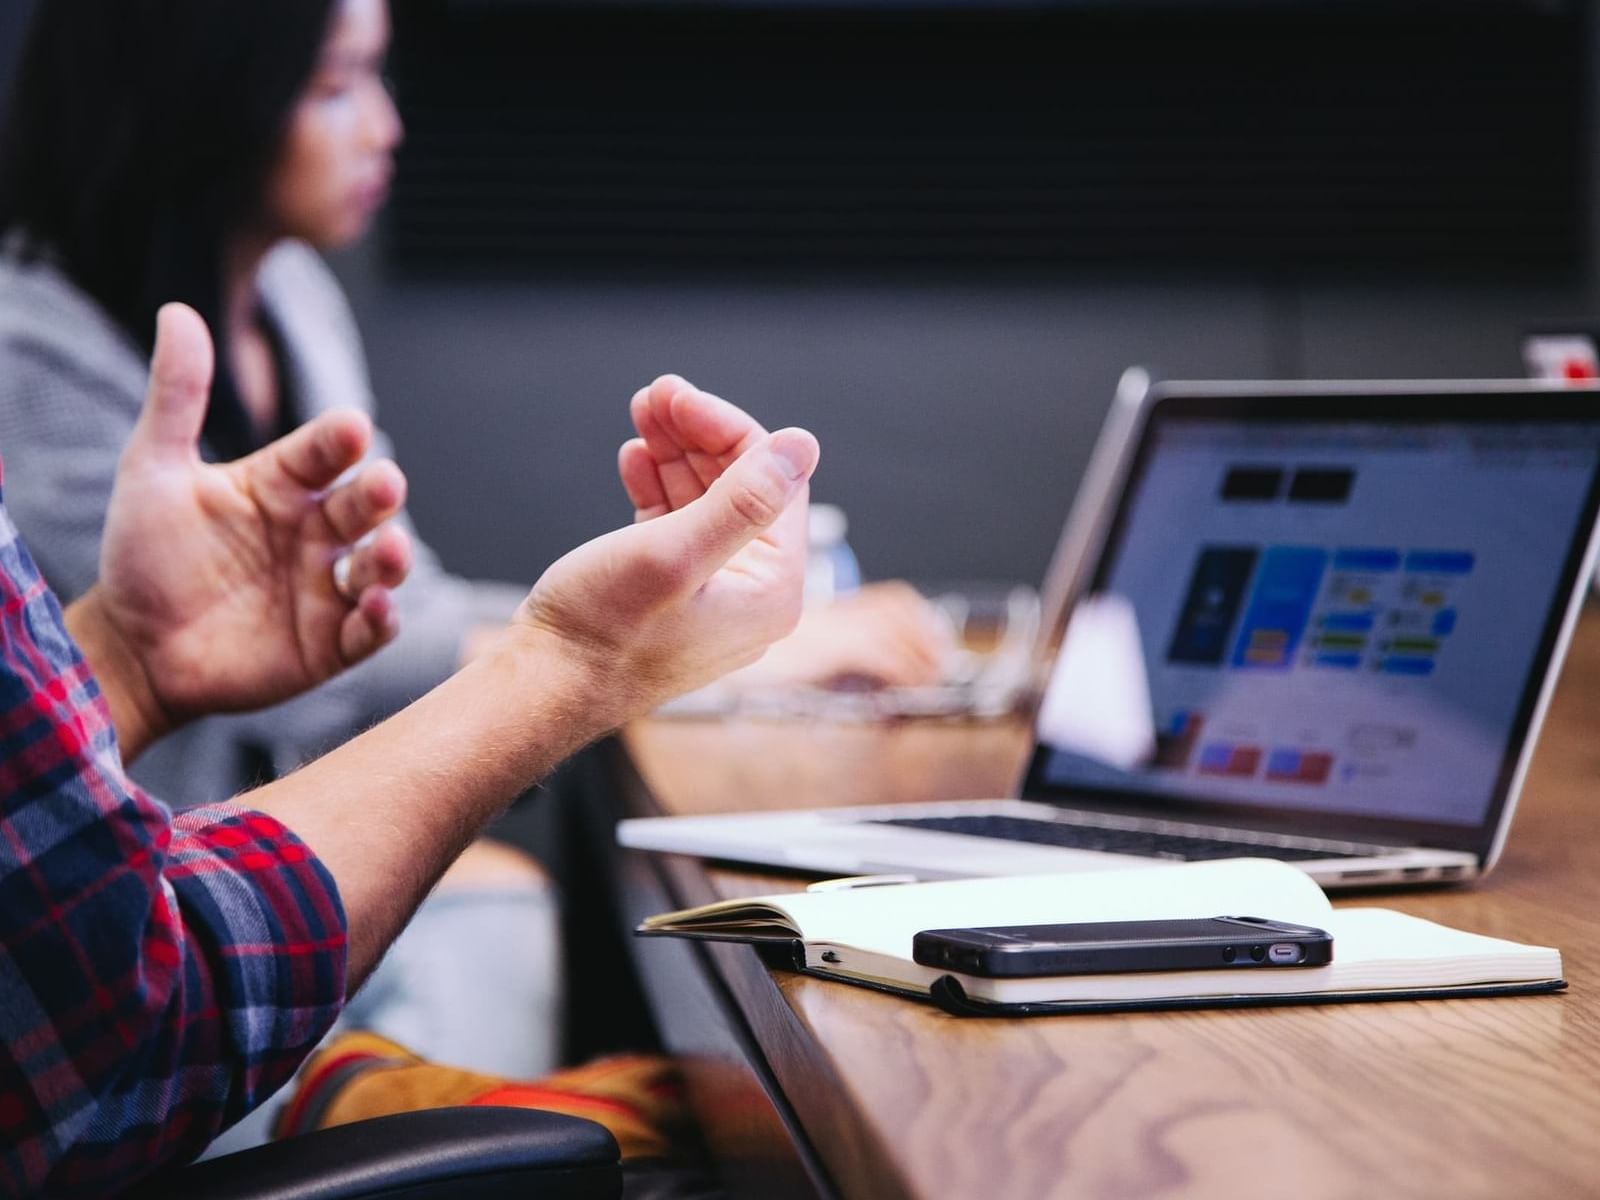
[0,0,337,454]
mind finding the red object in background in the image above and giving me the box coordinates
[1265,750,1335,785]
[1198,745,1262,778]
[1522,333,1599,384]
[1292,751,1334,784]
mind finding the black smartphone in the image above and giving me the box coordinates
[911,916,1333,978]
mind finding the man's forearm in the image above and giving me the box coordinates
[246,625,614,984]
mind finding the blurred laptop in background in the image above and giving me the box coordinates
[657,368,1155,721]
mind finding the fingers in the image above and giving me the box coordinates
[331,516,410,667]
[826,640,940,689]
[869,624,950,686]
[127,303,215,464]
[775,584,952,689]
[618,438,670,520]
[851,582,959,672]
[651,427,819,584]
[834,623,945,688]
[338,584,400,665]
[335,523,412,597]
[630,375,768,511]
[320,458,407,544]
[666,383,766,465]
[250,408,374,497]
[630,380,712,511]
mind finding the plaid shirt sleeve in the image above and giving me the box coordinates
[0,468,348,1197]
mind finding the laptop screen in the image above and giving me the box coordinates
[1028,395,1600,849]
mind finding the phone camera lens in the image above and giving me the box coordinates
[1250,945,1267,962]
[1221,946,1237,963]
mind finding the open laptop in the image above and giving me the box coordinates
[650,366,1155,721]
[620,382,1600,888]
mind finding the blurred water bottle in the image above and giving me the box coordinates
[806,503,861,605]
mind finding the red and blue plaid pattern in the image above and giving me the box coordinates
[0,465,348,1197]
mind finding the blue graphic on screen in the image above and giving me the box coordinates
[1229,547,1328,669]
[1405,551,1474,574]
[1334,548,1401,572]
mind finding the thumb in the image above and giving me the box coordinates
[657,427,820,582]
[128,303,215,463]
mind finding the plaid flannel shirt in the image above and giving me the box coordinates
[0,461,348,1197]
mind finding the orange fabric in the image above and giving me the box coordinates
[277,1032,689,1160]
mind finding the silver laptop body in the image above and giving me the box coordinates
[621,381,1600,889]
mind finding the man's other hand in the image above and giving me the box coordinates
[514,375,819,725]
[620,376,954,693]
[74,303,412,755]
[616,373,766,520]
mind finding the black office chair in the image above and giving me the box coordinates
[127,1106,622,1199]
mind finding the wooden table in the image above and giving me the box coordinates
[611,608,1600,1200]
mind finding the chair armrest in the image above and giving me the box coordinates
[129,1107,621,1200]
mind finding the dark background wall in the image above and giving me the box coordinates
[340,259,1600,588]
[335,0,1600,592]
[10,0,1595,589]
[0,1,30,79]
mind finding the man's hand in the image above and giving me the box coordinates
[253,374,815,981]
[68,303,412,759]
[735,581,957,690]
[620,376,953,692]
[616,373,767,521]
[514,374,818,725]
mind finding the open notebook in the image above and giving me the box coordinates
[637,859,1564,1016]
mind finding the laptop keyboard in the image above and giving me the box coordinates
[871,814,1383,863]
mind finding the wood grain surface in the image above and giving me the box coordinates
[623,607,1600,1200]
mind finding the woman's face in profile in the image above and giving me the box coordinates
[265,0,403,249]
